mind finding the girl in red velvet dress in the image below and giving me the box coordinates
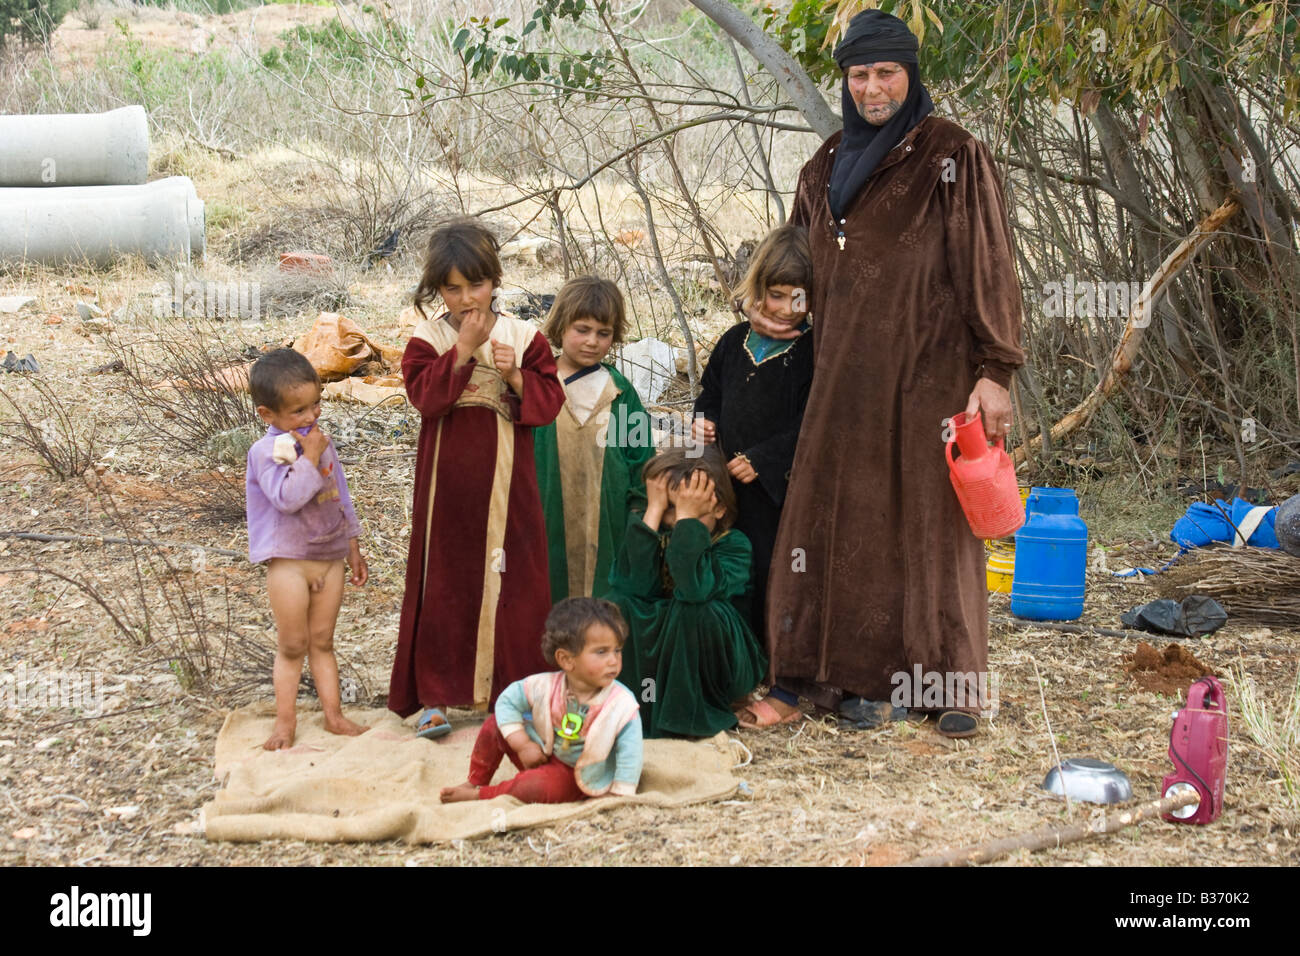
[388,220,565,737]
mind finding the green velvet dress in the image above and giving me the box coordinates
[607,513,768,738]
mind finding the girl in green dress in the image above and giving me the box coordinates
[606,446,768,738]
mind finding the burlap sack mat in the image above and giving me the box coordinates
[202,704,742,844]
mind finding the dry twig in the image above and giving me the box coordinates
[903,790,1200,867]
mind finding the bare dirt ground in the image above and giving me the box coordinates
[0,6,1296,868]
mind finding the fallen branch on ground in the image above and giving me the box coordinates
[902,790,1200,866]
[35,699,184,733]
[1,531,242,558]
[1013,196,1240,467]
[992,615,1149,640]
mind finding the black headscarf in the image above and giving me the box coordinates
[828,9,934,220]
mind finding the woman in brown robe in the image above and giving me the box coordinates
[757,10,1024,736]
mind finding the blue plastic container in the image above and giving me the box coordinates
[1011,487,1088,621]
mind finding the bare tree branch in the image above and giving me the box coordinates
[688,0,839,140]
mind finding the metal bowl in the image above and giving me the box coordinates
[1042,758,1133,804]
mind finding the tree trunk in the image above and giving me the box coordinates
[689,0,840,140]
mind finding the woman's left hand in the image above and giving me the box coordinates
[727,455,757,484]
[964,377,1012,441]
[743,302,803,341]
[490,338,517,373]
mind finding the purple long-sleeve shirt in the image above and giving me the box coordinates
[245,426,362,563]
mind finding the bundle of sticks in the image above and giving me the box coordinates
[1157,544,1300,626]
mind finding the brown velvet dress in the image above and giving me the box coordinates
[766,115,1025,707]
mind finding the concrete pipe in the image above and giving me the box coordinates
[0,176,205,267]
[0,106,150,187]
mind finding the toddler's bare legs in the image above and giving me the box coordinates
[305,560,365,738]
[264,558,364,750]
[265,559,313,750]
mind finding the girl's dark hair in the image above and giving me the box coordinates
[642,444,738,530]
[735,224,812,316]
[248,348,320,411]
[413,219,503,320]
[542,276,626,348]
[540,597,628,666]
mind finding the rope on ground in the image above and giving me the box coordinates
[728,735,753,769]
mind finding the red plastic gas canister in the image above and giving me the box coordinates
[945,410,1025,540]
[1161,676,1228,825]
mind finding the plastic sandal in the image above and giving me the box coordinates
[736,697,804,729]
[415,707,452,740]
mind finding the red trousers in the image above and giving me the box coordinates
[469,715,587,804]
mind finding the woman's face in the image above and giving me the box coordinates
[847,61,909,126]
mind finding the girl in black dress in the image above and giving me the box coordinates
[692,226,814,728]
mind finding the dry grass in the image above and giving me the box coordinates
[1231,662,1300,822]
[2,592,1297,865]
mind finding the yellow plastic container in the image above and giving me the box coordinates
[985,487,1031,592]
[986,540,1016,592]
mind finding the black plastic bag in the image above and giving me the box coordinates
[1120,595,1227,637]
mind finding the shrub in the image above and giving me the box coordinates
[0,0,75,49]
[105,315,262,519]
[0,378,99,479]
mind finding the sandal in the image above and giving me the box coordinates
[415,707,452,740]
[936,711,979,739]
[736,697,804,729]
